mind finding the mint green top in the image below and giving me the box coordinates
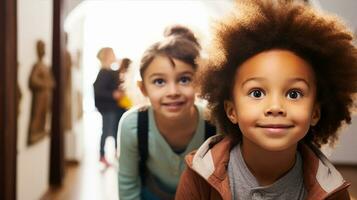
[118,104,207,200]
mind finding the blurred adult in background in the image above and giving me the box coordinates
[93,47,125,166]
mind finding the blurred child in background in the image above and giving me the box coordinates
[117,57,133,110]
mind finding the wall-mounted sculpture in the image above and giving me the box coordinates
[17,62,22,118]
[28,40,55,145]
[75,49,83,120]
[64,33,72,132]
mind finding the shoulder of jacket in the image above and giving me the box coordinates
[301,143,348,195]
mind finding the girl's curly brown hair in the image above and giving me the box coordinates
[199,0,357,146]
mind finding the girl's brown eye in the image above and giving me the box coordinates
[249,89,264,99]
[179,76,192,85]
[253,91,262,98]
[287,90,302,99]
[153,78,165,86]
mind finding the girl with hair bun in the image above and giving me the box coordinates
[118,25,215,200]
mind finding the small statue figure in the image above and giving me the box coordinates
[16,62,22,118]
[28,40,55,144]
[63,33,73,131]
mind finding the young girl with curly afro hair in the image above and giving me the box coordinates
[176,0,357,199]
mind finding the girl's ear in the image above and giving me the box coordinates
[224,100,238,124]
[137,81,147,96]
[311,103,320,126]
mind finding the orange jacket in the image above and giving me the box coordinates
[176,135,350,200]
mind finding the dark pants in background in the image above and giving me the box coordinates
[99,108,125,157]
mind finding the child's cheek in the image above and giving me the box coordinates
[290,108,313,129]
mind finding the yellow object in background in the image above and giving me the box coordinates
[118,95,132,109]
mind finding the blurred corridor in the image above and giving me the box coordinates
[41,110,119,200]
[1,0,357,200]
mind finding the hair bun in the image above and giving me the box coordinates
[163,24,200,48]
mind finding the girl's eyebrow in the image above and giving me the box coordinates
[148,73,165,78]
[287,78,311,89]
[241,77,266,86]
[178,71,194,76]
[148,71,194,79]
[242,77,311,88]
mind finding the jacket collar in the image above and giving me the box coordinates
[301,143,350,199]
[187,135,230,180]
[186,135,349,199]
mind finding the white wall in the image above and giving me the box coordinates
[325,116,357,163]
[63,6,86,162]
[318,0,357,31]
[17,0,53,199]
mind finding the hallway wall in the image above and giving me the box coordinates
[17,0,53,199]
[319,0,357,31]
[64,7,86,162]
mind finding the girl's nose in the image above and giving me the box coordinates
[167,83,180,97]
[264,98,286,116]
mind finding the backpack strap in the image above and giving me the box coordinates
[137,109,149,185]
[204,120,216,139]
[138,110,216,185]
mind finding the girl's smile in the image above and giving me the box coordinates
[161,100,187,112]
[256,123,295,137]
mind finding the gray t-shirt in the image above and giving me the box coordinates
[228,144,306,200]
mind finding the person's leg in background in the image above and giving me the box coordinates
[113,108,126,155]
[100,111,117,166]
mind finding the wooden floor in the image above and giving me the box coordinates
[41,160,119,200]
[41,111,119,200]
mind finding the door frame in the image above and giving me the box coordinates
[0,0,18,199]
[49,0,66,186]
